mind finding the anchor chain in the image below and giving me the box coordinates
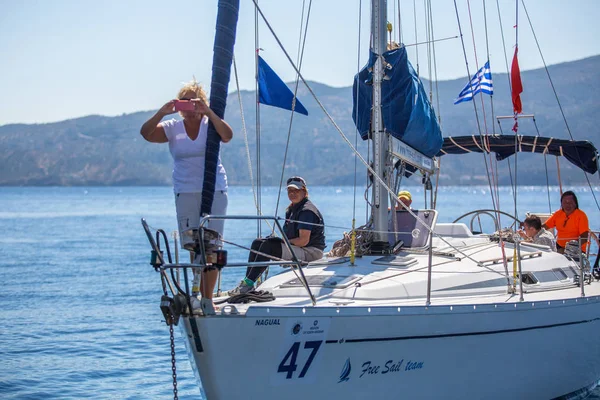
[161,274,179,400]
[169,321,178,400]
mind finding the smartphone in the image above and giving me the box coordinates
[174,100,195,111]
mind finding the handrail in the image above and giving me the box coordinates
[142,214,318,308]
[452,209,522,232]
[200,214,317,306]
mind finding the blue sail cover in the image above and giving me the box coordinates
[352,47,443,157]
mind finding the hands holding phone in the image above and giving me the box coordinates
[174,100,195,111]
[169,98,210,113]
[156,98,213,121]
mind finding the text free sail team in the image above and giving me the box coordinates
[140,81,591,313]
[140,81,325,315]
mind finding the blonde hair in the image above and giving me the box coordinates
[177,79,208,104]
[387,41,401,50]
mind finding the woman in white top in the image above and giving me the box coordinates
[140,80,233,314]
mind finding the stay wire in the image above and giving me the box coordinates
[273,0,312,221]
[481,0,501,216]
[397,0,403,44]
[413,0,419,75]
[232,56,260,216]
[461,0,499,219]
[254,4,262,237]
[512,0,519,229]
[520,0,600,212]
[353,0,363,228]
[251,0,499,267]
[495,0,512,92]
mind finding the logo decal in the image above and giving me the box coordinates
[338,358,351,383]
[292,322,302,335]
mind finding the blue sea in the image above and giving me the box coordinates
[1,185,599,399]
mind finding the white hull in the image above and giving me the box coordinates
[181,285,600,399]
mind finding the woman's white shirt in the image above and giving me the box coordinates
[161,117,228,193]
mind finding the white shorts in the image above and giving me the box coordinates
[175,191,228,249]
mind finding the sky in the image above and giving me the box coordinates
[1,0,599,125]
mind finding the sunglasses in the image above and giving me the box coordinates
[287,178,305,186]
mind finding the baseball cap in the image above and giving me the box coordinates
[397,190,412,201]
[287,176,307,190]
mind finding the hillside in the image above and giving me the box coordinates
[0,56,598,186]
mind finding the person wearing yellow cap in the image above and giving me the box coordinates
[396,190,412,210]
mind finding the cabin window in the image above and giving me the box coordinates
[281,274,361,288]
[532,270,562,283]
[561,267,578,279]
[552,268,568,280]
[518,272,538,285]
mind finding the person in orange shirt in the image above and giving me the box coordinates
[543,191,589,254]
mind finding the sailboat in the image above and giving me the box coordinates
[142,0,600,398]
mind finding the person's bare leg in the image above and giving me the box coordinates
[200,269,219,313]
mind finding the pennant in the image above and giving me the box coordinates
[257,56,308,116]
[454,61,493,105]
[511,46,523,114]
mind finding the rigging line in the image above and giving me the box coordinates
[353,0,363,228]
[252,0,489,266]
[465,0,492,142]
[254,5,262,237]
[424,0,433,101]
[453,1,483,141]
[483,0,496,136]
[513,0,518,224]
[481,0,502,239]
[458,0,499,224]
[397,0,403,45]
[495,0,512,92]
[520,0,600,212]
[532,117,553,213]
[543,152,552,212]
[498,121,517,206]
[427,0,442,128]
[413,0,419,75]
[393,0,396,43]
[232,56,259,215]
[403,35,459,48]
[273,0,312,221]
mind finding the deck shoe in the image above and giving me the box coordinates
[190,296,202,311]
[227,280,254,296]
[200,297,216,315]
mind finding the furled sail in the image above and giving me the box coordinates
[352,46,443,158]
[201,0,240,216]
[437,135,599,174]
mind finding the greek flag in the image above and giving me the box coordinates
[454,61,493,104]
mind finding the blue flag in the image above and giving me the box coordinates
[257,56,308,115]
[454,61,493,105]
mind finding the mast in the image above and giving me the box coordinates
[370,0,390,251]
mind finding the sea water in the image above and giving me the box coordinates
[0,186,599,399]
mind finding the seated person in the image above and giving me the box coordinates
[518,215,557,251]
[229,176,326,294]
[543,191,589,254]
[395,190,412,210]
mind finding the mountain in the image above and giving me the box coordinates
[1,56,598,187]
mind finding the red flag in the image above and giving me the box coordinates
[511,46,523,114]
